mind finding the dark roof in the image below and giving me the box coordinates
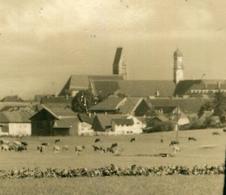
[149,98,209,114]
[1,95,23,102]
[175,80,226,96]
[89,96,124,112]
[32,104,76,119]
[91,80,175,98]
[53,118,77,128]
[40,96,72,104]
[152,113,169,122]
[93,114,124,130]
[77,113,94,124]
[0,111,33,123]
[112,118,134,126]
[119,97,144,114]
[59,74,123,96]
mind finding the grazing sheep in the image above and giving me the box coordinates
[62,145,69,151]
[54,139,61,144]
[171,144,180,154]
[53,145,61,152]
[94,138,101,143]
[212,131,220,135]
[1,144,10,151]
[37,145,46,153]
[188,137,197,141]
[130,138,136,143]
[75,145,85,155]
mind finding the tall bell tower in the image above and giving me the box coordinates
[174,48,184,84]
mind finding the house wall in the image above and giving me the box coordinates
[78,122,94,136]
[112,116,143,135]
[8,123,31,136]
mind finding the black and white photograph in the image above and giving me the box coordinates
[0,1,226,194]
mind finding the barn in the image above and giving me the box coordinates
[30,104,78,136]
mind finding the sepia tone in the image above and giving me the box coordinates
[0,1,226,195]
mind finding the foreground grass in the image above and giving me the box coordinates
[0,176,224,195]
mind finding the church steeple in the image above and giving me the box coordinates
[173,48,184,84]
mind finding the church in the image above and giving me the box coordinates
[59,48,226,99]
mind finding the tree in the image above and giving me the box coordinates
[213,91,226,118]
[71,90,97,113]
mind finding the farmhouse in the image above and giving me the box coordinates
[92,114,144,135]
[0,111,33,136]
[30,104,78,136]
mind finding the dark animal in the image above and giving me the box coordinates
[169,140,179,146]
[188,137,197,141]
[160,139,164,143]
[21,141,28,146]
[212,132,220,135]
[54,139,61,144]
[41,142,49,146]
[92,145,100,151]
[94,138,101,143]
[130,138,135,142]
[223,128,226,132]
[111,143,118,148]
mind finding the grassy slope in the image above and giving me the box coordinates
[1,129,226,170]
[0,176,224,195]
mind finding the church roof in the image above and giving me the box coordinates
[91,80,176,98]
[59,74,123,96]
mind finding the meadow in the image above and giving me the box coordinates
[0,128,226,194]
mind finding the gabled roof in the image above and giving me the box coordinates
[31,104,76,120]
[89,96,124,112]
[119,97,144,114]
[0,111,33,123]
[59,74,123,96]
[91,80,175,98]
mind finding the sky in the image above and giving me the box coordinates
[1,0,226,98]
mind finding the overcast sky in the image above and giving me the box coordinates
[1,0,226,98]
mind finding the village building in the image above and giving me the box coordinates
[92,114,144,135]
[0,111,33,136]
[30,104,78,136]
[89,96,151,116]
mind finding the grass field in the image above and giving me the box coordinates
[0,128,226,195]
[0,176,224,195]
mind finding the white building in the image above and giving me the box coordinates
[0,111,33,136]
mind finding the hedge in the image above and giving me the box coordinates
[0,164,224,179]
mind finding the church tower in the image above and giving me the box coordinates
[173,48,184,84]
[112,47,127,79]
